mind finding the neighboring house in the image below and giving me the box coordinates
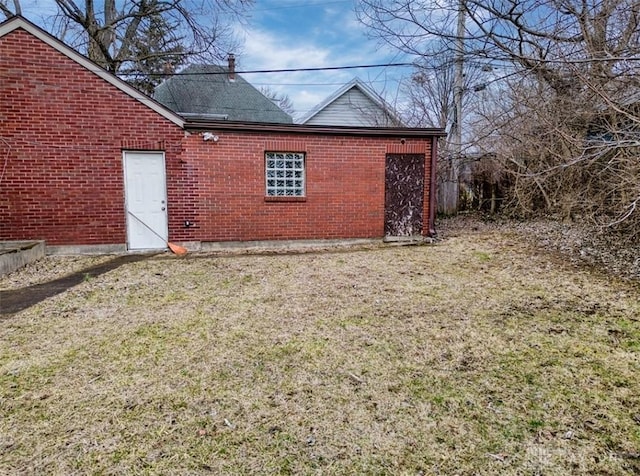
[586,89,640,143]
[0,16,445,253]
[153,58,293,124]
[300,78,404,127]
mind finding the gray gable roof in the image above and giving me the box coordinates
[154,64,292,124]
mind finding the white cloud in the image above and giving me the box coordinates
[236,27,358,118]
[239,28,332,70]
[234,16,409,119]
[17,0,59,25]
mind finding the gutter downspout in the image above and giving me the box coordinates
[428,137,438,237]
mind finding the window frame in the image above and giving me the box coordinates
[264,151,306,200]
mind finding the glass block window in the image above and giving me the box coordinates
[265,152,305,197]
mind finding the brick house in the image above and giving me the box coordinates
[0,16,445,253]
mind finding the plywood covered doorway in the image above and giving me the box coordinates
[384,154,425,237]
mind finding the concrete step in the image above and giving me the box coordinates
[0,241,46,276]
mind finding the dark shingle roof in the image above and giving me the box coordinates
[153,64,292,124]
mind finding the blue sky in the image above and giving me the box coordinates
[16,0,413,119]
[237,0,412,118]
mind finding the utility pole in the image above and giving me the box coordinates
[453,0,465,157]
[449,0,465,212]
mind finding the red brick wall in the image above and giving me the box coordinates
[181,131,433,242]
[0,28,186,245]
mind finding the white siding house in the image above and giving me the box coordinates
[300,78,403,126]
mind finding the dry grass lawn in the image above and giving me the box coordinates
[1,227,639,475]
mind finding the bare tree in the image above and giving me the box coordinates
[402,57,485,138]
[259,86,295,116]
[402,57,488,213]
[0,0,21,18]
[357,0,640,132]
[358,0,639,86]
[117,12,187,95]
[48,0,252,90]
[482,70,640,235]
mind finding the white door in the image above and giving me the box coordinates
[123,151,168,250]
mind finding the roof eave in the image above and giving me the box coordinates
[184,119,447,137]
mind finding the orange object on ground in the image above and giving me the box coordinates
[168,242,188,256]
[127,211,188,256]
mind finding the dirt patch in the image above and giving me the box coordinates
[0,228,639,474]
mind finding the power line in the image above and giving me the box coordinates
[250,78,405,86]
[149,62,415,77]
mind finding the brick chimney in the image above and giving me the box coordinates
[228,53,235,81]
